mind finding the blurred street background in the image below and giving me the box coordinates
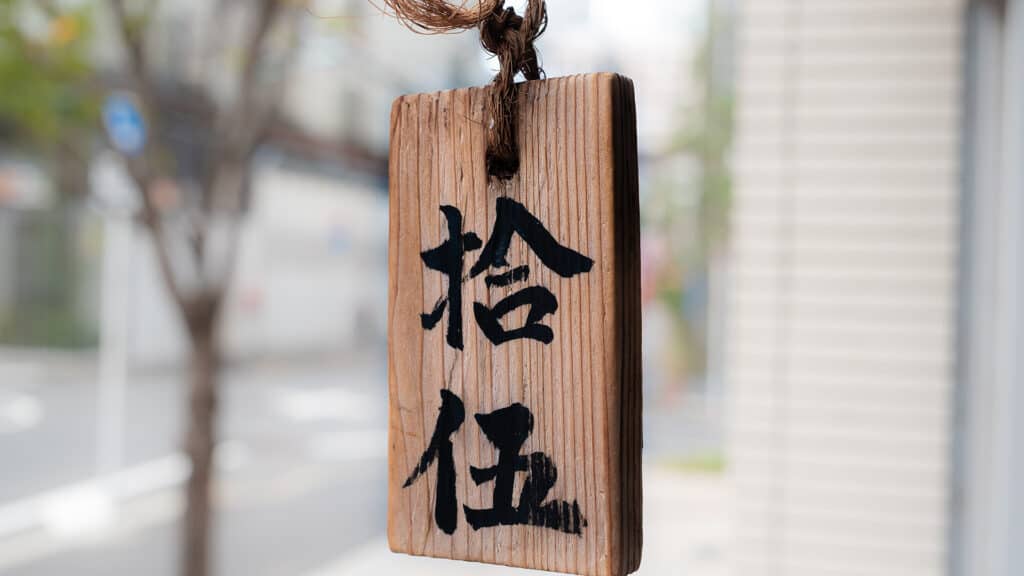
[0,0,1022,575]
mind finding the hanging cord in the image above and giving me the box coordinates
[379,0,548,180]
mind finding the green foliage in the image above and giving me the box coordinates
[672,19,734,253]
[642,6,734,385]
[661,453,727,475]
[0,0,100,150]
[0,208,98,349]
[0,2,101,349]
[0,305,98,348]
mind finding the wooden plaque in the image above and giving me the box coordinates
[387,73,641,576]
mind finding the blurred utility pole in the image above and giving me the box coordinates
[96,213,131,473]
[94,92,147,476]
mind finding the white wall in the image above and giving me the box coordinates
[282,0,487,152]
[223,162,388,359]
[115,160,387,368]
[726,1,964,574]
[540,0,703,154]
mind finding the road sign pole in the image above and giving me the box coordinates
[96,214,132,474]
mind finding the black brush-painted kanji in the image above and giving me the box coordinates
[419,198,593,348]
[403,391,585,536]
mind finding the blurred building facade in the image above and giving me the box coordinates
[727,1,1023,575]
[0,0,488,364]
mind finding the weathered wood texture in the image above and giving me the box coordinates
[387,73,641,576]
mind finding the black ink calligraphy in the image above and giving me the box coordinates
[420,198,593,349]
[402,389,465,534]
[420,206,482,350]
[464,401,585,533]
[404,390,585,536]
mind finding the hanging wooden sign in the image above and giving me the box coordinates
[387,72,642,576]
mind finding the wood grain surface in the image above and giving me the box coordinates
[387,73,641,576]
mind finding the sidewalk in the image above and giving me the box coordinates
[311,465,729,576]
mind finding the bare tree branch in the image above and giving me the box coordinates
[106,0,169,163]
[118,160,188,309]
[108,0,150,83]
[223,2,285,146]
[206,0,295,210]
[201,0,234,86]
[202,2,301,292]
[107,0,298,304]
[92,5,299,576]
[107,0,195,310]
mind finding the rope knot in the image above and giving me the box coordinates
[480,6,522,51]
[480,5,542,83]
[480,2,546,179]
[381,0,547,181]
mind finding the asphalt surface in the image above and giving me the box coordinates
[0,345,720,576]
[0,350,389,576]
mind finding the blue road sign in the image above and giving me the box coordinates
[103,93,147,156]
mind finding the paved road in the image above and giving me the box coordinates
[321,467,730,576]
[0,351,389,576]
[0,346,722,576]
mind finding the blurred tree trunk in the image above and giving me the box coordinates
[1,1,300,574]
[182,298,221,576]
[105,2,299,576]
